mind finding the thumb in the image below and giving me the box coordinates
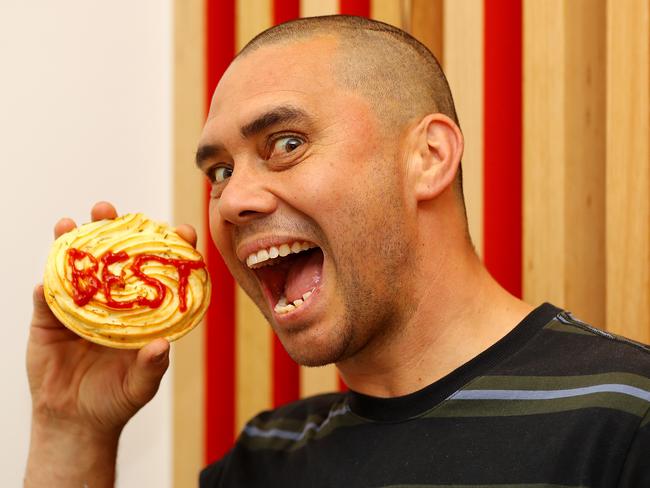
[123,339,170,409]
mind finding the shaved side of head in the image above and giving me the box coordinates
[238,15,466,212]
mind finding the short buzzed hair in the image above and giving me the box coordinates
[239,15,466,206]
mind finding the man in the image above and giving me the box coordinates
[25,16,650,487]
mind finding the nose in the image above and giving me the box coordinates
[216,164,278,225]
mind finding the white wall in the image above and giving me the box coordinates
[0,1,173,486]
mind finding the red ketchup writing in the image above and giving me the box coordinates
[67,248,205,312]
[67,249,101,307]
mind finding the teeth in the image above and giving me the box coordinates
[246,241,317,268]
[273,289,315,314]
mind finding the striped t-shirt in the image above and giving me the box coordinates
[200,303,650,487]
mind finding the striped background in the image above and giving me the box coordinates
[173,0,650,486]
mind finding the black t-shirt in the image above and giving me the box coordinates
[201,303,650,487]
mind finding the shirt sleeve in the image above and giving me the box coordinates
[617,407,650,487]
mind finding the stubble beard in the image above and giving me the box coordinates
[283,193,412,368]
[278,258,401,368]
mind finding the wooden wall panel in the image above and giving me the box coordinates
[564,0,606,327]
[523,0,607,326]
[235,290,273,432]
[371,0,405,27]
[410,0,443,64]
[443,0,484,257]
[300,365,340,397]
[177,2,650,482]
[606,0,650,340]
[523,0,567,306]
[234,0,274,433]
[173,0,206,485]
[237,0,273,50]
[300,0,338,17]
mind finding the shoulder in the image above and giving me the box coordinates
[250,391,346,424]
[200,392,347,487]
[492,305,650,380]
[241,391,350,445]
[543,310,650,374]
[483,306,650,419]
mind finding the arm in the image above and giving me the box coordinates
[24,202,191,486]
[25,412,120,487]
[24,281,168,486]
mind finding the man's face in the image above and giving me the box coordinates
[197,36,414,366]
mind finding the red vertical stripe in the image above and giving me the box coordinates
[272,336,301,406]
[271,0,302,408]
[483,0,523,298]
[273,0,300,25]
[205,0,237,464]
[339,0,370,17]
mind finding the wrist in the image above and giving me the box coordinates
[25,416,121,487]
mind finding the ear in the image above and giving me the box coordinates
[408,113,464,202]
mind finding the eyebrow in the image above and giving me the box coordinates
[195,105,312,168]
[240,105,309,138]
[195,143,224,169]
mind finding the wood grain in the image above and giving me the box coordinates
[443,0,484,257]
[564,0,606,327]
[606,0,650,340]
[300,364,340,398]
[235,288,273,432]
[300,0,339,17]
[237,0,273,51]
[524,0,607,326]
[371,0,405,27]
[410,0,443,64]
[172,0,206,485]
[523,0,567,307]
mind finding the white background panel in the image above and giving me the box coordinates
[0,1,173,486]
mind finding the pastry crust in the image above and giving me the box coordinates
[43,213,211,349]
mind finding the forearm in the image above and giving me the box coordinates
[25,417,120,488]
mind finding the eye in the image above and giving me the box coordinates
[270,136,304,157]
[210,166,232,183]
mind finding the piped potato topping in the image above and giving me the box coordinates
[247,241,323,314]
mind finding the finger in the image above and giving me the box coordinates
[30,285,79,346]
[54,218,77,239]
[31,284,67,331]
[123,339,170,408]
[174,224,197,248]
[90,201,118,222]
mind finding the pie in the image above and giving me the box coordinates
[43,213,211,348]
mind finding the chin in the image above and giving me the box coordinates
[276,320,353,367]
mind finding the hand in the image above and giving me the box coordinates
[25,201,198,486]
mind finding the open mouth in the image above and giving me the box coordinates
[245,241,324,315]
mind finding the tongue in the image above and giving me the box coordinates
[284,250,323,303]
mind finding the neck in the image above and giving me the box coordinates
[336,233,533,398]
